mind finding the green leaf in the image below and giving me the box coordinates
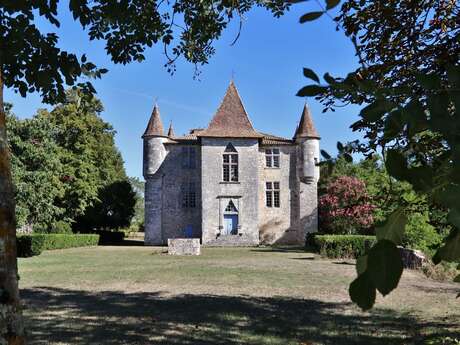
[454,274,460,283]
[433,228,460,264]
[326,0,340,10]
[296,85,327,97]
[376,208,407,245]
[303,68,320,83]
[349,271,376,311]
[320,149,331,160]
[360,99,395,122]
[385,149,408,181]
[299,11,324,23]
[356,255,367,275]
[367,240,403,296]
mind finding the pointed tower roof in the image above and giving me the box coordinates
[294,104,320,139]
[198,81,263,138]
[167,122,175,138]
[142,104,166,138]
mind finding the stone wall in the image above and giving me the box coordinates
[296,142,319,244]
[144,142,202,245]
[201,138,259,245]
[144,136,319,247]
[258,145,299,244]
[168,238,201,255]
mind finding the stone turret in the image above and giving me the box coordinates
[142,104,168,177]
[294,104,320,184]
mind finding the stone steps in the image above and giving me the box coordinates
[204,234,258,247]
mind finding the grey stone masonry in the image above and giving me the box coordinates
[142,82,321,246]
[168,238,201,255]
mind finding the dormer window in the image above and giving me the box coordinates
[223,143,238,182]
[265,148,280,168]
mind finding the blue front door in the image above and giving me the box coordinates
[224,214,238,235]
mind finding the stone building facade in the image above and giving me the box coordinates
[143,81,320,246]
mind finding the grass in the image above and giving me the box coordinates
[18,245,460,344]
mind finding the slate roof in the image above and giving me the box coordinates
[294,104,320,139]
[142,105,166,138]
[197,81,263,138]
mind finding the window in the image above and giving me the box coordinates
[181,147,196,169]
[266,181,280,208]
[265,148,280,168]
[181,181,196,208]
[223,143,238,182]
[225,200,238,212]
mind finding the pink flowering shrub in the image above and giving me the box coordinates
[319,176,375,235]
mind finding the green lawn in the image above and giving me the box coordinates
[18,245,459,345]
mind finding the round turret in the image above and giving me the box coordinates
[299,138,320,183]
[142,105,168,177]
[294,104,321,184]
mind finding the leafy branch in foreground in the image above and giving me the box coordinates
[296,0,460,309]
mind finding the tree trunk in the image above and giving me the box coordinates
[0,67,26,344]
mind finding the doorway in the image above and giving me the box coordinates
[223,214,238,235]
[223,200,238,235]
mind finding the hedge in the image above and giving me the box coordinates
[17,234,100,257]
[313,234,377,259]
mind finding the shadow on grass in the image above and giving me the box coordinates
[21,287,459,345]
[251,246,311,254]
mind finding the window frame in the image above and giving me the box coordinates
[223,153,238,182]
[266,181,280,208]
[265,148,280,168]
[181,181,196,208]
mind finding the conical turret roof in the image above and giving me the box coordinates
[142,104,166,138]
[294,104,320,139]
[167,122,175,137]
[198,81,263,138]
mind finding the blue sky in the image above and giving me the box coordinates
[5,2,363,179]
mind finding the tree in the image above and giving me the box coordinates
[319,176,375,235]
[74,180,136,232]
[6,106,66,232]
[7,91,133,234]
[0,2,289,342]
[44,89,127,222]
[296,0,460,309]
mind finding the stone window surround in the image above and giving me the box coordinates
[217,196,242,234]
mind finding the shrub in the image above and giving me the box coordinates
[17,233,99,257]
[313,234,377,258]
[16,235,46,257]
[403,212,442,256]
[319,176,375,235]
